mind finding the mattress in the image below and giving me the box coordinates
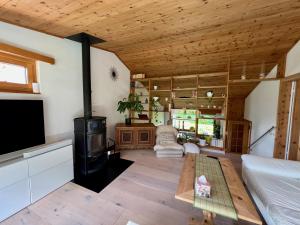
[243,167,300,225]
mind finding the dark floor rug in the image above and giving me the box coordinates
[73,158,134,193]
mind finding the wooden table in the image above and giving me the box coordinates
[175,154,262,225]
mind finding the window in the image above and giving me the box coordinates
[0,52,37,93]
[172,109,196,131]
[198,118,214,135]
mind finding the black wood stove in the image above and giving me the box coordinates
[66,33,108,175]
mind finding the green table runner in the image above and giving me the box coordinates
[194,155,238,220]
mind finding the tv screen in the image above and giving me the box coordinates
[0,100,45,155]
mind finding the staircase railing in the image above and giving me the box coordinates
[248,126,275,153]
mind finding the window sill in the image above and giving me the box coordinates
[0,82,40,94]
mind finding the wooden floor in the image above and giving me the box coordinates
[1,150,257,225]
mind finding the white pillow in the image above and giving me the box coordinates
[156,125,178,136]
[183,143,200,154]
[242,154,300,179]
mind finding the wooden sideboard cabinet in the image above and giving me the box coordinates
[115,123,156,150]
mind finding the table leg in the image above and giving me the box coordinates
[189,211,215,225]
[201,211,214,225]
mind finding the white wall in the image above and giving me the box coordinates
[286,40,300,77]
[0,21,130,143]
[0,22,83,143]
[244,67,280,157]
[91,48,130,139]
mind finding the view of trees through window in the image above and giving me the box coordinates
[198,119,214,135]
[172,109,214,135]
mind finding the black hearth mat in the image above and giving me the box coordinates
[73,158,134,193]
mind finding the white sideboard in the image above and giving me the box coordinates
[0,140,74,222]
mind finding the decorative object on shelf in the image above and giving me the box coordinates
[259,62,265,79]
[189,126,195,132]
[153,85,158,90]
[206,90,214,102]
[199,134,206,146]
[168,103,172,112]
[145,98,148,104]
[132,73,145,79]
[117,93,144,125]
[241,61,247,80]
[259,73,265,79]
[192,90,197,98]
[110,67,119,81]
[171,91,176,98]
[138,114,149,120]
[221,93,225,97]
[165,97,169,102]
[205,136,212,145]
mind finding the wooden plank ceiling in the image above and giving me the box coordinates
[1,0,300,97]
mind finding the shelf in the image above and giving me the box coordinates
[132,78,149,82]
[150,110,167,112]
[177,129,196,133]
[173,88,197,91]
[198,117,225,121]
[131,118,149,121]
[173,75,198,79]
[228,78,281,83]
[173,97,197,100]
[197,97,225,99]
[198,85,227,89]
[150,89,171,92]
[173,118,196,121]
[150,77,172,81]
[133,87,147,89]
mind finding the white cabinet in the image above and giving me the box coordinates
[0,141,73,222]
[28,145,74,203]
[0,160,30,222]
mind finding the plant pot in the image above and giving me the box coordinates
[125,118,131,125]
[199,139,206,146]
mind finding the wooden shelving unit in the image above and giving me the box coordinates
[131,72,229,112]
[131,72,230,150]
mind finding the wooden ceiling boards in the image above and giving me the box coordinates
[1,0,300,97]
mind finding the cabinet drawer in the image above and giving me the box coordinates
[30,159,74,203]
[0,160,28,190]
[0,179,30,222]
[28,145,73,176]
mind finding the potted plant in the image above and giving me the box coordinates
[199,134,206,146]
[117,94,144,125]
[151,97,160,122]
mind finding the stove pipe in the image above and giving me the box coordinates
[66,33,105,118]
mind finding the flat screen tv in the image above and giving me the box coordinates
[0,100,45,155]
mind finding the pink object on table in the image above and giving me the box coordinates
[195,175,211,198]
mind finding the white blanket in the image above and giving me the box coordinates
[242,155,300,225]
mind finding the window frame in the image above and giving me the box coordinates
[0,52,37,94]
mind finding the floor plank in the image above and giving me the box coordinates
[1,150,257,225]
